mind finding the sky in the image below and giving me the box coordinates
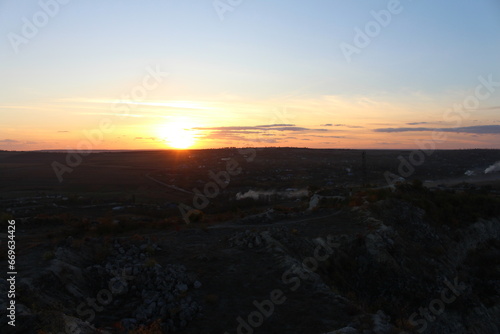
[1,0,500,150]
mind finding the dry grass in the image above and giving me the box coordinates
[129,319,163,334]
[144,258,158,267]
[42,251,55,261]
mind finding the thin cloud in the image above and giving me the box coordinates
[334,124,364,128]
[193,124,337,145]
[271,127,310,132]
[75,112,146,118]
[479,106,500,111]
[193,124,328,132]
[309,135,346,139]
[70,99,215,111]
[374,125,500,134]
[193,126,261,131]
[201,132,280,143]
[256,124,295,128]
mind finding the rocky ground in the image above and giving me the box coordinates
[1,197,499,334]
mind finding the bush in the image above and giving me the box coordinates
[129,319,163,334]
[42,251,55,261]
[0,212,13,229]
[393,182,500,226]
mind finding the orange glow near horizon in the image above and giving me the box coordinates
[0,96,499,151]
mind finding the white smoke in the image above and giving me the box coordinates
[236,190,270,200]
[236,189,309,201]
[485,161,500,174]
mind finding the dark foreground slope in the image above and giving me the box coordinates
[1,184,499,334]
[1,149,500,333]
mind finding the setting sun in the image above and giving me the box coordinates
[157,120,198,149]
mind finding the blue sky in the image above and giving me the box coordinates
[1,0,499,150]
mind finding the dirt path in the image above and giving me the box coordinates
[145,172,194,195]
[206,210,345,230]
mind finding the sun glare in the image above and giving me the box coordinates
[157,120,197,149]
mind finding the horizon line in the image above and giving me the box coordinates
[2,147,500,153]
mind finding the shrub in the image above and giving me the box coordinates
[129,319,163,334]
[42,251,55,261]
[144,258,158,267]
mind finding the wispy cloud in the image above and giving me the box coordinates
[62,98,214,111]
[479,106,500,111]
[75,112,148,118]
[256,124,295,128]
[308,135,346,139]
[374,125,500,134]
[0,139,40,146]
[194,124,336,144]
[406,122,429,125]
[334,124,364,128]
[201,132,280,144]
[272,127,311,132]
[193,126,262,131]
[193,124,328,132]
